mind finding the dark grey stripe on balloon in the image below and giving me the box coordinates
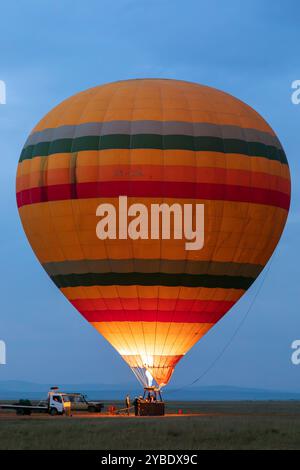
[25,121,282,149]
[43,258,263,278]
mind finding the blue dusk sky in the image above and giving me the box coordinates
[0,0,299,390]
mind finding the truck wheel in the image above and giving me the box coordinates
[16,408,25,415]
[50,407,58,416]
[88,406,96,413]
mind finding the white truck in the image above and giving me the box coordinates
[0,387,71,416]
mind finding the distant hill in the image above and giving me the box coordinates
[1,380,300,401]
[165,385,300,401]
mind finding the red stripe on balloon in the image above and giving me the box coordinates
[16,180,291,210]
[80,309,229,323]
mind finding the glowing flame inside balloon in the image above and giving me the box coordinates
[145,369,154,387]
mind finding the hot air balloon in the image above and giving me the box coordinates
[16,79,291,390]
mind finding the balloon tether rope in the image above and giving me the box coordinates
[167,254,275,394]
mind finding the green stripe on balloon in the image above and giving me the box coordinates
[51,272,254,289]
[19,134,288,164]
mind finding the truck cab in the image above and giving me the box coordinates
[48,391,71,415]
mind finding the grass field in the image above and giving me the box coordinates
[1,401,300,450]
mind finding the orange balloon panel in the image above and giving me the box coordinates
[16,79,290,388]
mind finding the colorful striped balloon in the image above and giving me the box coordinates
[16,79,291,388]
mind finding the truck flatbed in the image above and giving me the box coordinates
[0,404,48,411]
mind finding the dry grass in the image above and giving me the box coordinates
[1,401,300,450]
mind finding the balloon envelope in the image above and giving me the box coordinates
[16,79,291,387]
